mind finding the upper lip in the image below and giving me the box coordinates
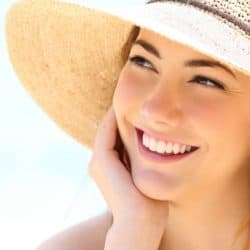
[135,127,199,148]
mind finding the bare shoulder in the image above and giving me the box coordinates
[36,210,113,250]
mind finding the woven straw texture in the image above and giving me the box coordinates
[5,0,250,149]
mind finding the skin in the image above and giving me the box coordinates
[110,28,250,249]
[36,27,250,250]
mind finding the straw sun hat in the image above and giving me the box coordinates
[6,0,250,149]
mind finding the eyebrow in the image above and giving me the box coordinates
[133,39,161,59]
[132,39,236,78]
[185,60,236,78]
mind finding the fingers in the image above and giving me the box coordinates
[88,106,134,216]
[88,106,169,221]
[94,106,126,164]
[94,106,118,152]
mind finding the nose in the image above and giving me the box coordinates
[139,81,184,128]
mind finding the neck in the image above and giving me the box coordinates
[160,172,250,250]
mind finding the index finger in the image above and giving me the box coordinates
[94,106,118,151]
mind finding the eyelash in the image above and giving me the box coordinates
[128,55,225,90]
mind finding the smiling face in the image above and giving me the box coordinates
[112,28,250,202]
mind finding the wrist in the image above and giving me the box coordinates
[113,210,166,229]
[105,216,165,250]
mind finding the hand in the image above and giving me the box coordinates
[88,106,169,226]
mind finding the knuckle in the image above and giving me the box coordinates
[87,153,105,179]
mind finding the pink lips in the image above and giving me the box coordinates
[136,128,199,163]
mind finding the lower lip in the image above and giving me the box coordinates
[136,129,198,163]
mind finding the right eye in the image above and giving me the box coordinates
[128,55,158,73]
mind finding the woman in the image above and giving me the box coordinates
[6,0,249,249]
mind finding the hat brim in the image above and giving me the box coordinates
[6,0,250,149]
[6,0,133,149]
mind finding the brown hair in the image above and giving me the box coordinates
[121,1,250,248]
[121,26,140,64]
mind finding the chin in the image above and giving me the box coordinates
[130,164,181,201]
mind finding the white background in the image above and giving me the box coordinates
[1,0,144,249]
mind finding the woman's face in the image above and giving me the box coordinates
[113,28,250,201]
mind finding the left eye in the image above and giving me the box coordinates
[190,75,225,90]
[127,57,225,90]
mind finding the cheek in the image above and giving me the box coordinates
[113,67,148,115]
[185,91,230,136]
[186,92,249,173]
[184,92,242,169]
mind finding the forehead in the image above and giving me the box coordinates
[135,28,250,82]
[136,28,213,59]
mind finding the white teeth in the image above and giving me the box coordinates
[142,133,192,155]
[149,137,157,151]
[173,143,180,154]
[156,141,166,154]
[166,142,173,154]
[180,144,187,153]
[142,133,149,146]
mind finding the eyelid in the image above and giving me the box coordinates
[127,55,227,91]
[191,75,226,90]
[128,55,158,73]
